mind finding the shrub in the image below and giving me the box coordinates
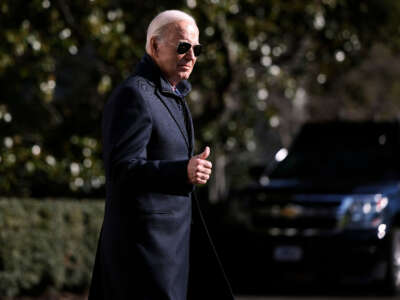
[0,198,104,297]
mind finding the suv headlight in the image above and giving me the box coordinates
[339,194,389,229]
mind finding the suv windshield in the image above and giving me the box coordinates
[270,122,400,180]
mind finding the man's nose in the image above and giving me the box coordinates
[185,47,196,60]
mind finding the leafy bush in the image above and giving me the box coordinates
[0,134,106,198]
[0,198,104,297]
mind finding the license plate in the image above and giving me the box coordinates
[273,246,303,262]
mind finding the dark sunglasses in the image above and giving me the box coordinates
[177,42,202,57]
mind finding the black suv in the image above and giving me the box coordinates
[226,121,400,293]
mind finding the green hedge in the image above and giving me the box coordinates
[0,198,104,297]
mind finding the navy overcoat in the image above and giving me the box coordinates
[88,54,234,300]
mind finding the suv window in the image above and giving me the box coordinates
[270,122,400,180]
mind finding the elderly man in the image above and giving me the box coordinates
[88,10,234,300]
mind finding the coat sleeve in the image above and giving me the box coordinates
[105,84,194,194]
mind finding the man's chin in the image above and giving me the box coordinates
[178,71,192,81]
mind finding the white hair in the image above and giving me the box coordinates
[145,10,197,54]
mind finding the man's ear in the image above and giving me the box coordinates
[150,37,159,57]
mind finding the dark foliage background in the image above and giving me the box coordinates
[2,0,400,199]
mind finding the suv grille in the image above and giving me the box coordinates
[250,198,341,234]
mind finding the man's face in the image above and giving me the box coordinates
[152,21,199,86]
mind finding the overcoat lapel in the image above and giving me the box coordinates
[182,99,194,155]
[155,89,191,152]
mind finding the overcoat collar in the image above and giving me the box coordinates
[134,53,192,97]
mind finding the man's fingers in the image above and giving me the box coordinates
[196,172,209,181]
[197,166,211,175]
[196,159,212,169]
[195,178,208,185]
[204,160,212,169]
[189,169,210,185]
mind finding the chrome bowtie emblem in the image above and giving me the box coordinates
[280,204,303,218]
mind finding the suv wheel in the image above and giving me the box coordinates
[385,227,400,294]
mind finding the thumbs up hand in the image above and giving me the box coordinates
[198,146,210,160]
[187,146,212,185]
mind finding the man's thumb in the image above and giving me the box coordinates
[199,146,210,159]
